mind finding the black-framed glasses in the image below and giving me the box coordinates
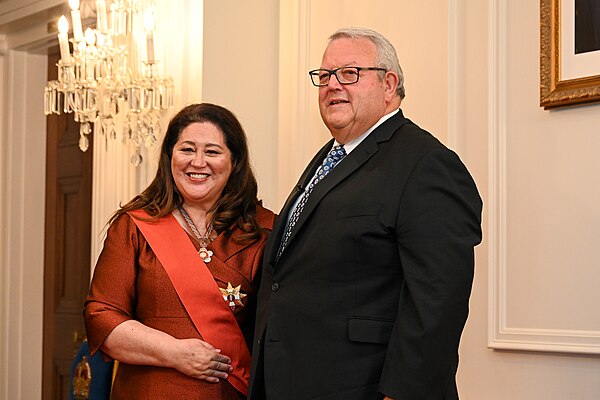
[308,66,387,87]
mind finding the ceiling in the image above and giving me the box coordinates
[0,0,70,35]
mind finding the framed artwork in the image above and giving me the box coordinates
[540,0,600,109]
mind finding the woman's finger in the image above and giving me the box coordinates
[212,361,233,372]
[212,353,232,364]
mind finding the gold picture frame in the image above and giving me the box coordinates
[540,0,600,109]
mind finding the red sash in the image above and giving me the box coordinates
[128,210,250,395]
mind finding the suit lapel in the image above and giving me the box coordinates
[266,141,334,267]
[281,138,378,254]
[273,110,412,265]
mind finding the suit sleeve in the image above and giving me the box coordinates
[379,147,482,399]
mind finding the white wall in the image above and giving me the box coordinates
[202,0,280,210]
[459,0,600,399]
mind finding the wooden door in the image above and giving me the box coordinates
[42,50,94,400]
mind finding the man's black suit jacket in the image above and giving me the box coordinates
[248,110,482,400]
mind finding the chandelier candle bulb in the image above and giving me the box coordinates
[144,11,155,63]
[96,0,108,34]
[84,27,96,80]
[69,0,84,42]
[85,27,96,45]
[58,16,72,63]
[146,31,155,63]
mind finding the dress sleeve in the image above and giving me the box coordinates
[84,214,141,356]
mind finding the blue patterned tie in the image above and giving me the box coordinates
[277,145,346,259]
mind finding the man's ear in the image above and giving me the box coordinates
[384,71,400,101]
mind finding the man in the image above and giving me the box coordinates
[248,27,482,400]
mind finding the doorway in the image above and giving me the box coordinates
[42,49,94,400]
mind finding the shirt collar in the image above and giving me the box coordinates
[334,108,400,154]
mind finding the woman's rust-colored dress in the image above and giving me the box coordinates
[84,206,274,400]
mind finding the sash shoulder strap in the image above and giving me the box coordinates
[128,210,250,395]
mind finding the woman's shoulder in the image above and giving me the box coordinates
[255,203,276,230]
[108,209,160,234]
[100,212,147,250]
[112,209,166,226]
[109,211,133,226]
[105,212,140,236]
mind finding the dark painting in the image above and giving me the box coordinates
[575,0,600,54]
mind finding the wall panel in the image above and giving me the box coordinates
[488,0,600,355]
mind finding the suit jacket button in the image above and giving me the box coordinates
[271,282,279,292]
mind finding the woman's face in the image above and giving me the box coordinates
[171,121,233,209]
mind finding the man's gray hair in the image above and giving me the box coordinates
[328,27,405,99]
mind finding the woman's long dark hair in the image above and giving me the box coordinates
[111,103,263,243]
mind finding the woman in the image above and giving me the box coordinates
[84,103,275,399]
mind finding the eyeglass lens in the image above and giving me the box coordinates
[315,67,359,86]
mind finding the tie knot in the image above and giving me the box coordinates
[318,145,346,176]
[331,144,345,156]
[327,145,346,163]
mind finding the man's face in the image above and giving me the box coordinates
[318,37,392,144]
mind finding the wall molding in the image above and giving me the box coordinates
[277,0,313,207]
[90,130,138,269]
[487,0,600,355]
[0,48,47,400]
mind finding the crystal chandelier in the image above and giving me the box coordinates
[44,0,175,165]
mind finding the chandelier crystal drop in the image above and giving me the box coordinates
[44,0,175,165]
